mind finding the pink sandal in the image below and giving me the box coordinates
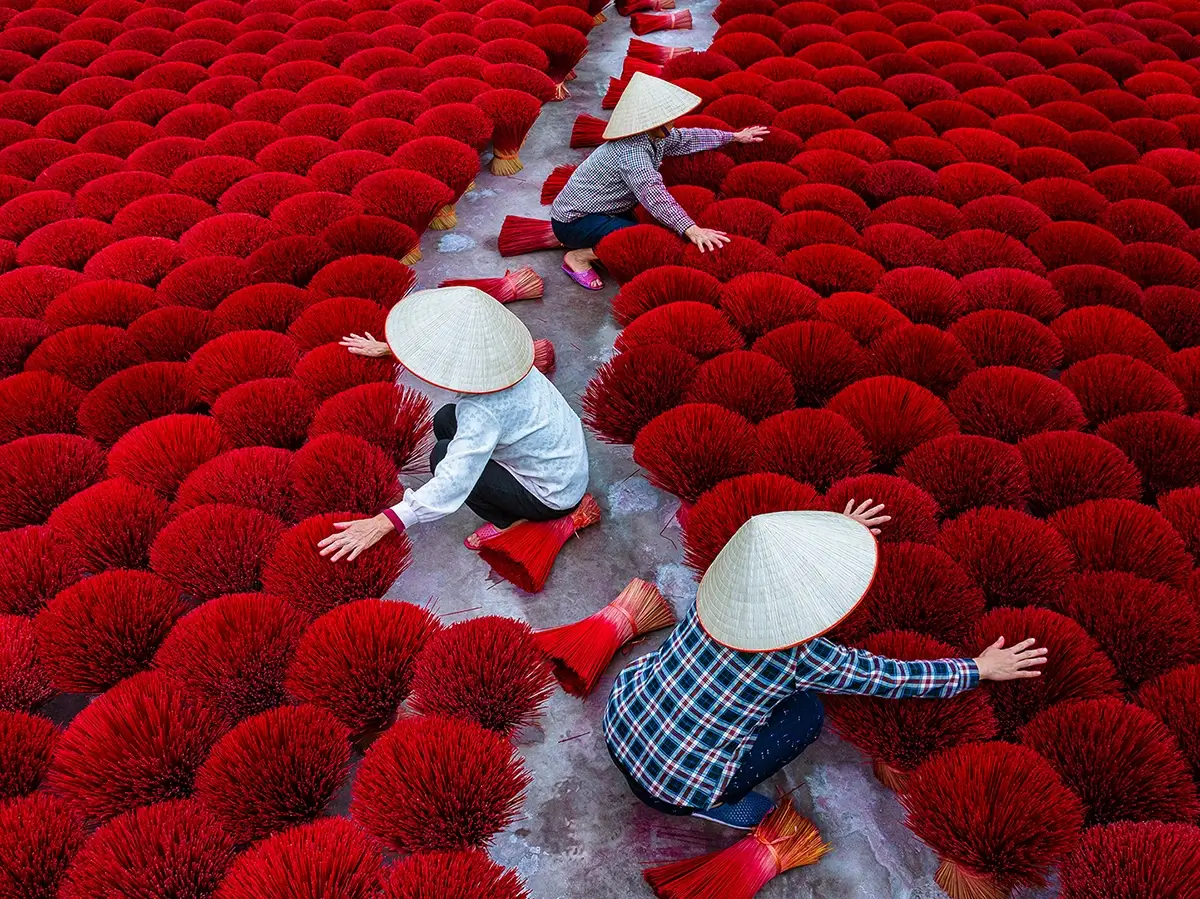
[562,262,603,291]
[464,523,502,550]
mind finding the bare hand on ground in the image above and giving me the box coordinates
[340,332,391,357]
[842,498,890,534]
[318,514,394,561]
[974,637,1048,681]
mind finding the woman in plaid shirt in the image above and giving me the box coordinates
[551,72,769,291]
[604,506,1048,830]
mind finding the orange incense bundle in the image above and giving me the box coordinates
[603,77,629,110]
[631,10,692,35]
[644,799,831,899]
[570,115,607,149]
[440,267,544,303]
[535,578,676,697]
[622,56,665,79]
[618,0,675,15]
[628,38,694,64]
[533,339,556,376]
[498,216,562,257]
[478,495,601,593]
[541,165,578,204]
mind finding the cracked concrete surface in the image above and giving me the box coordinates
[381,3,1004,896]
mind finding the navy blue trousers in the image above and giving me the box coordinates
[614,690,825,815]
[551,211,638,249]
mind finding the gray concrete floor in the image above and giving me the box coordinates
[391,4,978,897]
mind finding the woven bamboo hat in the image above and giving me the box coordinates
[384,286,534,394]
[603,72,702,140]
[696,511,878,652]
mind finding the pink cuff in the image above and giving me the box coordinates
[381,508,405,531]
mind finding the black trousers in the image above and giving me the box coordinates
[431,404,567,529]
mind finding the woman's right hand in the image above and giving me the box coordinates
[974,637,1048,681]
[684,225,730,253]
[340,332,391,357]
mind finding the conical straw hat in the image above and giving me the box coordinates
[696,511,878,652]
[603,72,702,140]
[385,286,534,394]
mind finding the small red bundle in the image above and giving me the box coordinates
[0,434,107,530]
[897,434,1030,519]
[47,477,169,573]
[498,216,562,256]
[631,9,692,34]
[0,615,54,712]
[1058,821,1200,899]
[154,593,311,725]
[76,362,199,447]
[536,578,676,697]
[826,630,998,791]
[969,607,1120,740]
[0,371,82,446]
[350,714,530,853]
[541,163,577,204]
[382,851,530,899]
[643,798,829,899]
[262,513,413,617]
[570,114,606,148]
[289,434,401,520]
[901,742,1085,899]
[628,38,693,64]
[478,494,602,593]
[60,800,235,899]
[1021,699,1200,827]
[48,671,228,823]
[286,599,441,738]
[824,474,941,545]
[214,818,383,899]
[633,404,756,504]
[150,504,286,601]
[409,616,555,736]
[474,88,542,176]
[533,338,556,375]
[0,710,57,802]
[0,795,86,899]
[583,344,698,445]
[618,0,674,14]
[34,570,185,694]
[754,409,871,493]
[1018,431,1142,516]
[827,376,959,470]
[440,267,544,303]
[194,704,351,844]
[106,414,229,500]
[309,382,433,473]
[172,448,296,519]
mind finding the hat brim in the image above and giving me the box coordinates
[602,97,702,140]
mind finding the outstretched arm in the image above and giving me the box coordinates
[661,126,769,156]
[623,159,732,252]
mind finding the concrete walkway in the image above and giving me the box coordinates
[392,4,975,896]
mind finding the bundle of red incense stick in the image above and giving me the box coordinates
[498,217,563,257]
[631,10,692,35]
[440,268,544,304]
[535,578,676,696]
[643,799,830,898]
[477,495,602,593]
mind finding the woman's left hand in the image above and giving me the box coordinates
[842,499,890,534]
[318,513,395,561]
[733,126,769,143]
[340,332,391,358]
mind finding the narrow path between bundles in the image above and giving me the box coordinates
[396,4,971,896]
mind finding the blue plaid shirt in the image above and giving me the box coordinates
[604,605,979,809]
[550,128,734,235]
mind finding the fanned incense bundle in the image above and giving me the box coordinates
[631,10,692,35]
[535,578,676,697]
[571,115,607,149]
[622,57,665,79]
[498,217,562,257]
[643,799,831,899]
[478,495,601,593]
[533,339,556,376]
[603,78,629,110]
[541,165,578,205]
[589,0,609,24]
[440,268,544,303]
[628,38,694,64]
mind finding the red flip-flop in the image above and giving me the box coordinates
[464,523,501,550]
[562,262,603,291]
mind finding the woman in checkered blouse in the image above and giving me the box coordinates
[604,505,1048,830]
[551,72,770,291]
